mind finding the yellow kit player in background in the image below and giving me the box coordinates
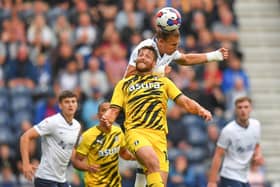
[72,102,135,187]
[101,46,212,187]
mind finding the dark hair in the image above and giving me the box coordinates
[98,101,110,113]
[155,28,180,41]
[58,90,78,103]
[235,96,252,106]
[138,46,158,61]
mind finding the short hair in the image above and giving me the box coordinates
[155,28,180,41]
[58,90,78,103]
[234,96,252,106]
[138,46,158,61]
[98,101,110,113]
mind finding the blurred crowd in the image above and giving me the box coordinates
[0,0,268,187]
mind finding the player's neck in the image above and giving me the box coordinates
[236,118,249,128]
[61,112,74,125]
[97,125,110,133]
[137,71,152,76]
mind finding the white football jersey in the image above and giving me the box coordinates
[128,38,182,75]
[217,118,261,182]
[34,113,81,182]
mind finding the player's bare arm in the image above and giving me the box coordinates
[100,106,121,130]
[175,94,212,121]
[124,65,137,78]
[175,48,229,65]
[252,144,264,166]
[20,128,40,181]
[71,150,99,173]
[119,147,136,161]
[207,147,226,187]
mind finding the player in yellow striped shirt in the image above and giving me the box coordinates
[72,102,135,187]
[101,46,212,187]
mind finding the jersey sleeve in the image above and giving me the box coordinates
[76,133,91,156]
[34,117,55,136]
[217,128,231,149]
[172,50,183,60]
[110,80,125,109]
[128,39,154,66]
[164,77,182,100]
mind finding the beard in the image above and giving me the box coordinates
[136,62,151,73]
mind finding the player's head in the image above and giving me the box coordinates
[136,46,158,73]
[155,28,180,55]
[234,96,252,122]
[58,90,78,117]
[97,102,110,120]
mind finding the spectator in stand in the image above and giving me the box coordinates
[212,6,239,46]
[27,14,56,52]
[56,59,80,92]
[5,44,37,89]
[34,91,59,124]
[167,105,188,147]
[74,12,98,58]
[51,43,75,79]
[221,50,249,94]
[81,87,104,129]
[168,154,196,187]
[80,57,109,98]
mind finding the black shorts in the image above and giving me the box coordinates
[220,177,250,187]
[34,177,70,187]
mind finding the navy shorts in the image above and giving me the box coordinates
[220,177,250,187]
[34,177,70,187]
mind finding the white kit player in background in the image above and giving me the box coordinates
[20,90,81,187]
[207,96,264,187]
[125,7,228,187]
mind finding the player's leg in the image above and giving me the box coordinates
[136,146,164,187]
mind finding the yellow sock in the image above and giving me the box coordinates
[146,172,164,187]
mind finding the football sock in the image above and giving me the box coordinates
[146,172,164,187]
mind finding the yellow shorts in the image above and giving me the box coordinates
[125,128,169,172]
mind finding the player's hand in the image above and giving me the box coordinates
[252,154,265,166]
[100,115,112,132]
[218,47,229,60]
[22,163,37,181]
[199,108,212,121]
[207,182,217,187]
[87,164,100,173]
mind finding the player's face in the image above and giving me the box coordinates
[59,97,78,117]
[98,102,110,119]
[158,35,179,55]
[235,100,252,122]
[136,48,156,73]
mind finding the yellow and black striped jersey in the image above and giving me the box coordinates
[111,74,182,134]
[76,125,126,187]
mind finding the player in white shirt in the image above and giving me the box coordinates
[20,90,81,187]
[124,28,229,78]
[208,96,264,187]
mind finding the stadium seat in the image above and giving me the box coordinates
[12,110,32,130]
[0,110,11,128]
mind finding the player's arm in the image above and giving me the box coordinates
[101,106,121,130]
[175,48,228,65]
[71,150,99,172]
[124,64,137,78]
[175,94,212,121]
[252,144,264,166]
[119,147,136,161]
[207,146,226,187]
[20,128,40,181]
